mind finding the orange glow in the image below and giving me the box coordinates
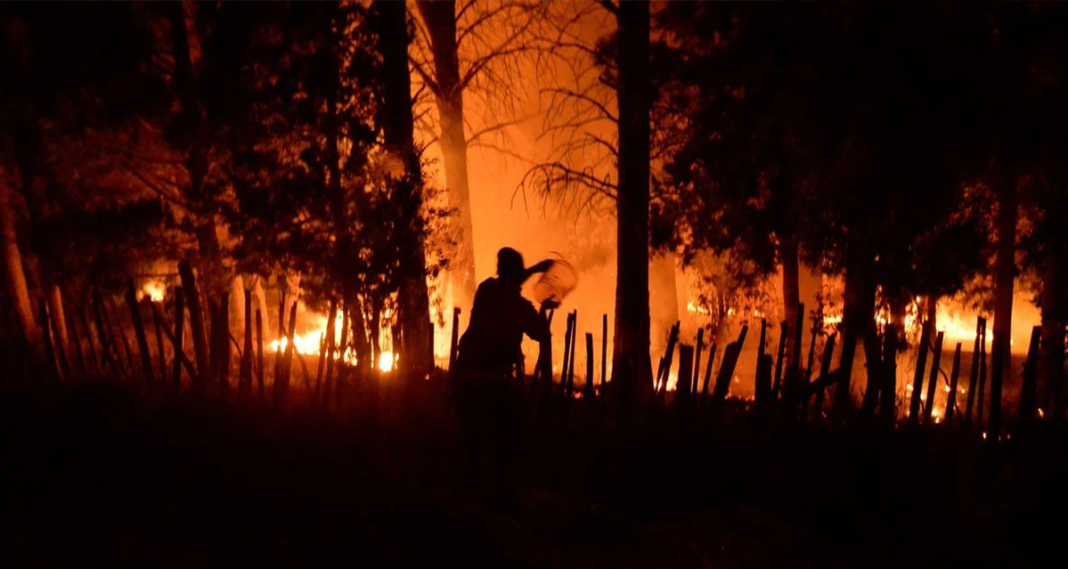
[139,280,165,302]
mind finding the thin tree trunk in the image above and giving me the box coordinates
[376,0,434,378]
[415,0,477,310]
[611,0,654,410]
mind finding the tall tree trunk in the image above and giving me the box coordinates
[610,0,654,407]
[169,1,224,296]
[376,0,434,378]
[0,171,40,346]
[415,0,477,311]
[990,174,1018,437]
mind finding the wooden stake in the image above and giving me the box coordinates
[989,327,1008,439]
[240,289,253,397]
[711,326,748,406]
[77,303,100,374]
[924,331,945,425]
[274,288,286,386]
[1018,325,1042,424]
[152,301,167,388]
[657,321,680,395]
[773,321,788,398]
[105,296,136,377]
[964,317,983,423]
[601,313,608,389]
[314,332,326,403]
[65,301,88,376]
[171,287,186,393]
[255,308,265,402]
[178,260,209,395]
[811,333,837,422]
[701,343,717,406]
[124,278,155,390]
[561,312,574,395]
[909,320,933,425]
[693,327,704,398]
[945,343,962,424]
[449,306,461,372]
[216,293,231,395]
[149,299,197,387]
[676,344,694,411]
[275,301,298,405]
[977,320,988,425]
[567,311,578,395]
[38,300,60,380]
[879,325,898,427]
[584,332,595,400]
[92,286,119,377]
[322,299,338,409]
[755,319,770,404]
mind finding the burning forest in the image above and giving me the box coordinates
[2,2,1068,568]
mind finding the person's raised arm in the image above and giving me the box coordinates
[523,259,554,282]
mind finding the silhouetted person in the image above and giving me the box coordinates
[453,247,554,504]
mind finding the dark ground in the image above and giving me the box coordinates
[1,378,1066,569]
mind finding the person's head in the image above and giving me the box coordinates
[497,247,525,283]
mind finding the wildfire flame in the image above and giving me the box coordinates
[139,280,166,302]
[267,314,396,372]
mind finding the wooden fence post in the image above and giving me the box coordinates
[1018,325,1042,424]
[945,343,962,424]
[255,308,265,402]
[924,331,945,425]
[964,317,984,423]
[676,344,694,411]
[178,261,208,395]
[909,320,933,425]
[124,278,155,390]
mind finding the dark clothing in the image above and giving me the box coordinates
[453,277,548,497]
[455,277,549,376]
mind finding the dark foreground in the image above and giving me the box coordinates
[2,380,1066,569]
